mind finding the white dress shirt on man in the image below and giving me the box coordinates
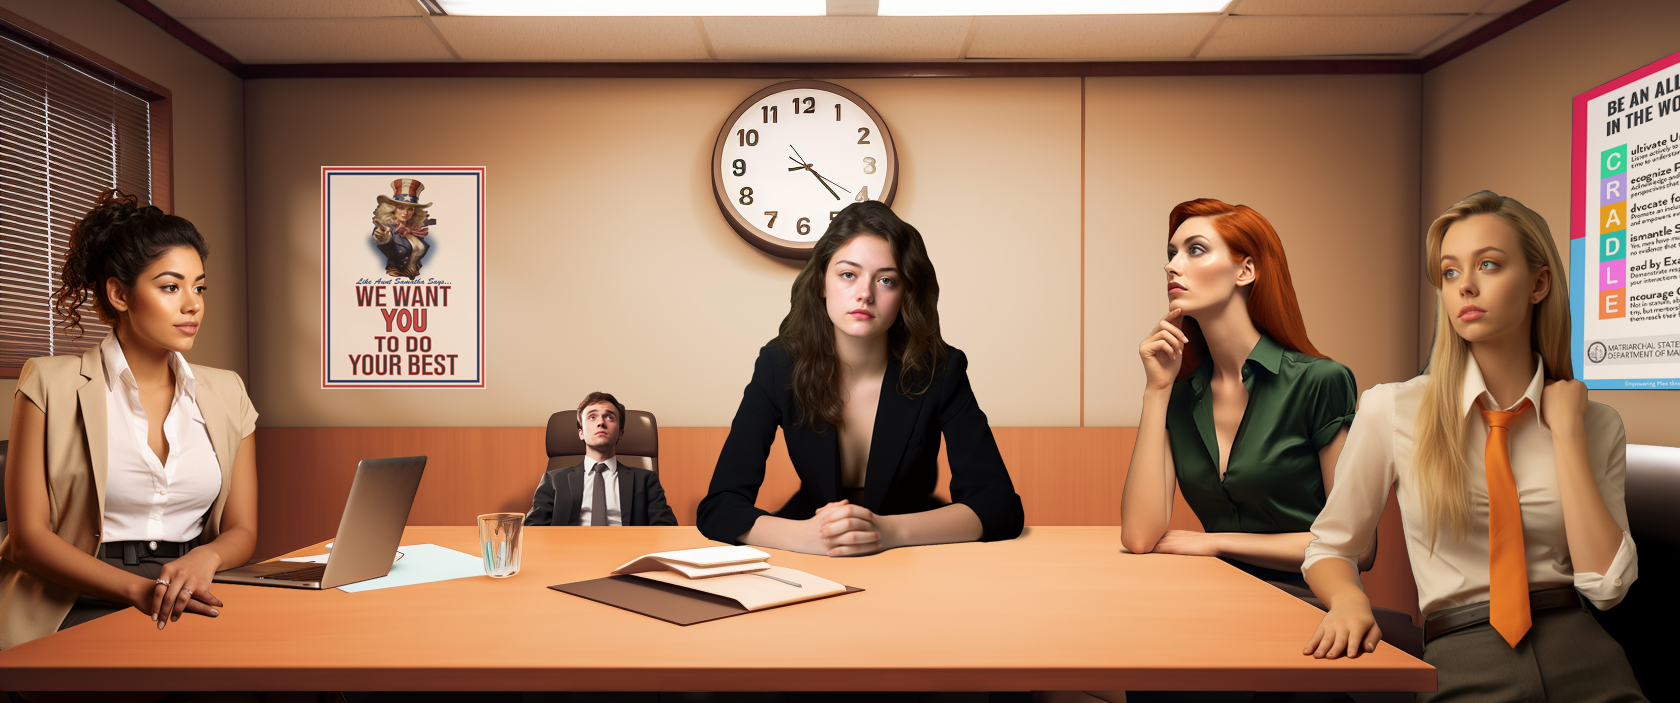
[1303,354,1637,615]
[577,456,623,526]
[99,333,222,543]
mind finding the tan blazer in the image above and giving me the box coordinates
[0,342,257,649]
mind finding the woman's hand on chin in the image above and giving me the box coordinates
[1151,529,1221,557]
[810,500,888,557]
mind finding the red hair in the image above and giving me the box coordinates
[1167,198,1325,380]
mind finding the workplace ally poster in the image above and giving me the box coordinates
[321,167,485,389]
[1574,49,1680,389]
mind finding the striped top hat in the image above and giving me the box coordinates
[377,178,433,209]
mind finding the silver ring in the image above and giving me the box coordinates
[181,589,193,597]
[155,578,169,586]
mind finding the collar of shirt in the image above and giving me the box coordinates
[1459,351,1547,426]
[1188,333,1283,394]
[101,333,196,403]
[582,456,619,475]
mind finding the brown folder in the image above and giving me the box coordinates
[551,575,864,626]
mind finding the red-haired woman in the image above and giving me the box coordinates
[1121,198,1360,590]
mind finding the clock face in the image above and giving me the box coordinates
[712,80,897,259]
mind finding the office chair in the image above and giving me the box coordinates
[1593,443,1680,698]
[544,409,659,473]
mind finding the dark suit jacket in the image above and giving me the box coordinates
[524,461,678,527]
[697,343,1024,544]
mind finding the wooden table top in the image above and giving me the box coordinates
[0,526,1434,692]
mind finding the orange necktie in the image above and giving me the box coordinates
[1482,398,1533,648]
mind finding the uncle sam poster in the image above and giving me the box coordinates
[321,167,485,389]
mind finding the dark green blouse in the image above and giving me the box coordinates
[1166,335,1357,536]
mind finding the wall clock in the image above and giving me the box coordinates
[712,80,898,259]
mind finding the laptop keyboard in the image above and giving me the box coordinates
[259,565,327,582]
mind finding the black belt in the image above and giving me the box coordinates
[101,540,193,565]
[1423,587,1586,644]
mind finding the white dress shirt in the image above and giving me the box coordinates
[1304,354,1637,616]
[577,456,622,527]
[99,333,222,543]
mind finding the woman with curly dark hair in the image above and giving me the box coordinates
[3,189,259,652]
[698,201,1023,556]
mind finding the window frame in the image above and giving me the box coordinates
[0,7,173,378]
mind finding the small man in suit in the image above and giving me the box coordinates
[525,392,677,527]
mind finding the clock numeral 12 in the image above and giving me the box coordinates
[737,129,759,147]
[792,97,814,114]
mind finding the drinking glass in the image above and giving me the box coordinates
[477,512,524,578]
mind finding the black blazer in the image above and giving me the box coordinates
[697,344,1024,544]
[524,462,678,527]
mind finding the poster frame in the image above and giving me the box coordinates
[319,166,486,389]
[1570,50,1680,389]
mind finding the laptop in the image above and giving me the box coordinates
[215,456,426,590]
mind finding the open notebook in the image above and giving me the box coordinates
[550,546,862,625]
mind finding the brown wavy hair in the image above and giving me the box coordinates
[53,188,208,339]
[777,201,947,431]
[1167,198,1326,380]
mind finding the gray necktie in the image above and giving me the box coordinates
[590,463,609,526]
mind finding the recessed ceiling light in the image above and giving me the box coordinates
[878,0,1230,14]
[433,0,826,16]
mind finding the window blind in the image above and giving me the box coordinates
[0,33,150,370]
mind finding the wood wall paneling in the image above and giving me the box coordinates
[255,426,1417,619]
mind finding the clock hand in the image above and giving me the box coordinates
[809,168,841,200]
[811,170,852,193]
[790,145,811,166]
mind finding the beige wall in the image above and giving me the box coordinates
[1085,75,1423,426]
[245,78,1083,427]
[1422,0,1680,447]
[2,0,248,376]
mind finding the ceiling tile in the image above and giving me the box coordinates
[152,0,424,19]
[182,18,456,63]
[1199,14,1464,57]
[1415,12,1497,55]
[433,17,710,60]
[1230,0,1486,14]
[966,15,1217,59]
[702,17,971,60]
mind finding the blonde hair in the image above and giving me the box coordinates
[374,201,429,228]
[1415,191,1573,544]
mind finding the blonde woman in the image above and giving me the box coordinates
[370,178,432,280]
[1300,191,1643,701]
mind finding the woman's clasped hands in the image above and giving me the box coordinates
[136,548,226,630]
[805,499,892,557]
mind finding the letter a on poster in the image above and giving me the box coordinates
[321,167,485,389]
[1573,50,1680,389]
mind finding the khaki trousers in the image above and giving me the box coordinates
[1421,606,1645,702]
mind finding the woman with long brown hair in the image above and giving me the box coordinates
[1302,192,1642,701]
[698,201,1023,555]
[3,189,259,655]
[1122,198,1360,589]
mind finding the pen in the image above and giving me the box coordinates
[751,572,802,588]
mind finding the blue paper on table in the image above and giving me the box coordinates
[337,543,484,593]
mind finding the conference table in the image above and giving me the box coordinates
[0,526,1434,693]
